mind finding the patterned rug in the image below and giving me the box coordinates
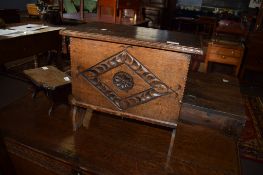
[239,96,263,162]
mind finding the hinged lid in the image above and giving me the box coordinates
[60,22,203,55]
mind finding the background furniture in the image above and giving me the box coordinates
[214,19,248,40]
[239,31,263,82]
[24,66,71,116]
[204,40,244,76]
[195,16,217,38]
[254,1,263,31]
[118,0,141,24]
[0,26,62,67]
[26,4,40,17]
[143,0,168,29]
[0,9,20,23]
[180,72,246,138]
[0,93,241,175]
[98,0,117,22]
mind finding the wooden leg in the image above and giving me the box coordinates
[204,60,209,73]
[235,64,241,76]
[239,67,246,81]
[83,108,93,129]
[165,128,176,170]
[32,87,39,99]
[33,55,38,68]
[48,102,55,116]
[72,105,93,131]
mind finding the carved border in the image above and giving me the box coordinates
[60,30,203,55]
[79,50,177,110]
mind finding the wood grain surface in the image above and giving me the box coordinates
[0,93,241,175]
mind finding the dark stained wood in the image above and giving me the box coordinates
[0,27,62,65]
[0,93,241,175]
[60,22,203,55]
[254,2,263,31]
[180,72,246,138]
[239,31,263,82]
[0,132,16,175]
[9,154,59,175]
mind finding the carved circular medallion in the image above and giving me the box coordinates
[113,71,134,91]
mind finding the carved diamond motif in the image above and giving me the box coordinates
[78,50,178,110]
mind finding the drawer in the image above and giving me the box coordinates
[206,53,241,65]
[208,46,242,58]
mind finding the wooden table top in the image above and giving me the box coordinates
[0,25,63,40]
[0,24,63,65]
[0,93,240,175]
[183,72,246,119]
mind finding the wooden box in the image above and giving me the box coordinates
[180,72,246,138]
[60,22,202,128]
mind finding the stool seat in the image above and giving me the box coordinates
[24,66,71,115]
[24,66,71,90]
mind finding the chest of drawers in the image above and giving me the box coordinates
[205,41,244,75]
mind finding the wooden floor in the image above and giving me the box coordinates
[0,92,240,175]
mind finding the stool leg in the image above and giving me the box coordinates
[33,55,38,68]
[48,102,54,116]
[31,86,41,99]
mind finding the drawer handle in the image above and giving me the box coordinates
[231,51,234,54]
[221,55,226,59]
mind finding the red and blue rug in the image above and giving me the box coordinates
[239,96,263,162]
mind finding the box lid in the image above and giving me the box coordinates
[60,22,203,55]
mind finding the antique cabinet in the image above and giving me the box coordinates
[60,22,202,130]
[205,41,244,76]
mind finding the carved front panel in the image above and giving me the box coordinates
[71,38,190,127]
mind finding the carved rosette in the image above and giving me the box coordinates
[79,50,178,110]
[113,71,134,91]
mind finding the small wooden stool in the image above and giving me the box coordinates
[24,66,71,116]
